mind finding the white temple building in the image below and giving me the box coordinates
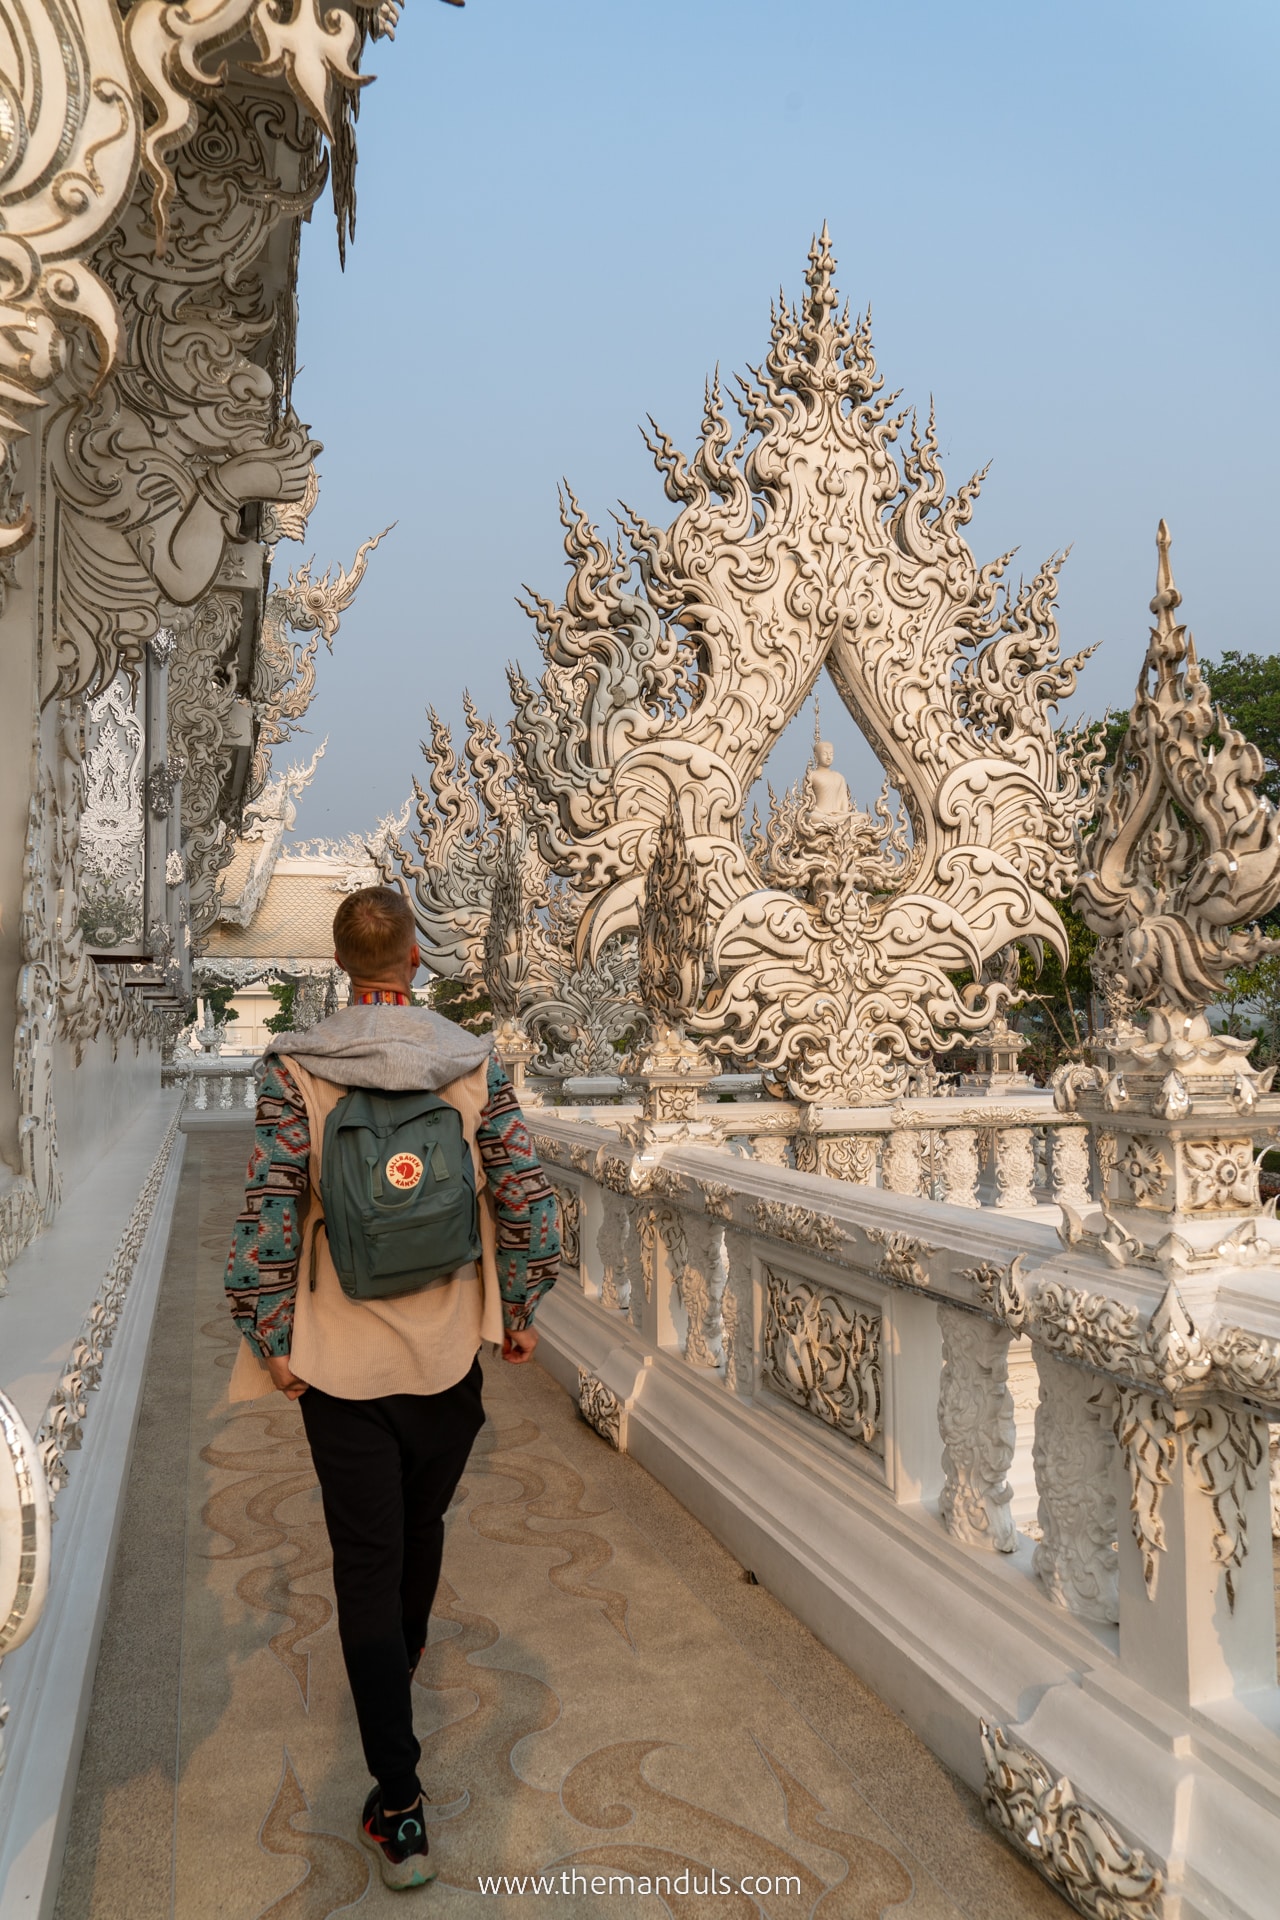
[2,10,1279,1917]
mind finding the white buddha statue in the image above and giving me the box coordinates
[807,738,855,819]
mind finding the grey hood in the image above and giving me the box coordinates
[266,1005,493,1092]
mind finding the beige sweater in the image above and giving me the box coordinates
[228,1056,504,1403]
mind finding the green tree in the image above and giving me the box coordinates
[1200,651,1280,806]
[181,983,239,1030]
[264,981,300,1034]
[429,974,492,1034]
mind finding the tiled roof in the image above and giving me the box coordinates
[204,871,340,960]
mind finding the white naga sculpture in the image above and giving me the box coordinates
[508,229,1100,1102]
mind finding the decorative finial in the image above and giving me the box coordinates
[1073,521,1280,1014]
[813,694,821,757]
[1151,518,1181,625]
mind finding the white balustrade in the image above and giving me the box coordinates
[527,1108,1280,1916]
[162,1056,262,1119]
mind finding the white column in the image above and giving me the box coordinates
[936,1305,1017,1552]
[993,1127,1036,1209]
[1031,1349,1118,1623]
[883,1292,944,1506]
[1113,1391,1275,1704]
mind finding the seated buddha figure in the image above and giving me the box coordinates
[806,739,855,819]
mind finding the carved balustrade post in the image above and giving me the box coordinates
[882,1294,945,1507]
[794,1111,880,1185]
[1111,1391,1275,1704]
[652,1207,724,1369]
[719,1225,757,1397]
[936,1306,1017,1552]
[937,1128,980,1208]
[627,1201,657,1337]
[1049,1124,1092,1211]
[546,1178,584,1291]
[882,1125,925,1197]
[993,1127,1036,1210]
[1030,1351,1119,1623]
[595,1188,633,1316]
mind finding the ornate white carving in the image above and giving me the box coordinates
[882,1127,926,1196]
[965,1253,1029,1334]
[0,0,142,552]
[248,526,391,798]
[509,229,1098,1103]
[719,1227,755,1397]
[937,1127,981,1207]
[1032,1357,1119,1624]
[1051,1124,1092,1209]
[749,1199,843,1254]
[78,678,147,949]
[124,0,391,260]
[1076,521,1280,1017]
[994,1127,1037,1209]
[937,1306,1017,1553]
[595,1188,633,1315]
[1110,1389,1176,1598]
[761,1266,881,1451]
[669,1211,724,1370]
[1210,1326,1280,1413]
[794,1126,879,1185]
[547,1180,582,1282]
[577,1370,623,1449]
[980,1722,1163,1919]
[1184,1402,1267,1612]
[1114,1136,1170,1207]
[865,1226,935,1289]
[1181,1140,1257,1212]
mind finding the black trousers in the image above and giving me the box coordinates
[299,1353,485,1808]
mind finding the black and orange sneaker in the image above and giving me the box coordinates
[359,1788,436,1890]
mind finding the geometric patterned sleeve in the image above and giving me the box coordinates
[474,1058,560,1331]
[224,1059,312,1358]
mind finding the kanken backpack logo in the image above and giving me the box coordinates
[386,1152,424,1190]
[319,1088,482,1301]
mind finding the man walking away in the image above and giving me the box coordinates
[224,886,560,1889]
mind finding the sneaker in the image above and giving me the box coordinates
[360,1787,436,1890]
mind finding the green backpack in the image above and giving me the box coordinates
[317,1088,483,1302]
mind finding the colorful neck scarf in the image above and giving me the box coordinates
[351,989,412,1006]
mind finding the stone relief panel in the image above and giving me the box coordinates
[761,1265,882,1455]
[980,1722,1163,1920]
[936,1306,1017,1554]
[1032,1354,1119,1625]
[78,679,147,952]
[577,1370,623,1450]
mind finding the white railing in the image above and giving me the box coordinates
[162,1055,261,1113]
[529,1109,1280,1920]
[537,1085,1091,1215]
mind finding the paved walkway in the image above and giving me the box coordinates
[55,1128,1072,1920]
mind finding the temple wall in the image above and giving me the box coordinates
[52,1038,162,1195]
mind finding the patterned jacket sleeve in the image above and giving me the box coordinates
[225,1059,311,1358]
[475,1059,560,1330]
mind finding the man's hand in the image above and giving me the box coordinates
[502,1327,538,1365]
[266,1354,309,1399]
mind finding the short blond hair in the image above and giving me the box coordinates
[333,887,416,978]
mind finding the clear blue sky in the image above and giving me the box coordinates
[285,0,1278,841]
